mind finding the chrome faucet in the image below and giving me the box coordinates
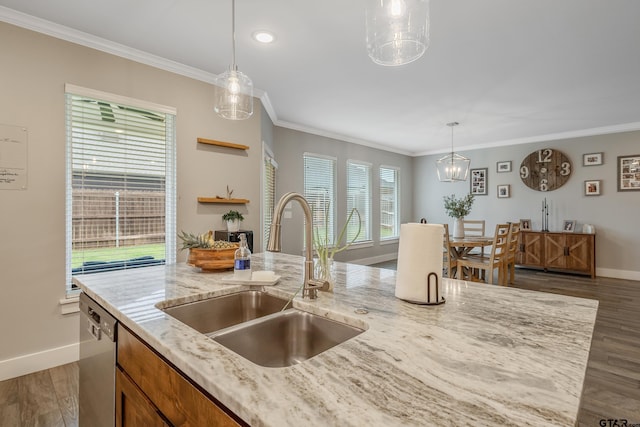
[267,192,329,299]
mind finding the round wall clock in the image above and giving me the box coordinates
[520,148,572,191]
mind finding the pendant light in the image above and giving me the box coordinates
[436,122,470,182]
[365,0,430,66]
[214,0,253,120]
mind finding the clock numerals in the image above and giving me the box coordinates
[537,149,553,163]
[540,179,548,192]
[520,148,572,192]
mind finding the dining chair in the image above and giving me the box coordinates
[500,222,521,285]
[442,224,457,278]
[456,223,510,285]
[463,219,486,255]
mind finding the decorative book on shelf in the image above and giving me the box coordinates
[197,197,249,204]
[197,137,249,151]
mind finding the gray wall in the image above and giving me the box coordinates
[0,22,263,376]
[273,127,413,264]
[413,131,640,280]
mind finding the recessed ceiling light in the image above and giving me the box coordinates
[252,30,275,44]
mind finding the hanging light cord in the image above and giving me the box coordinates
[231,0,237,70]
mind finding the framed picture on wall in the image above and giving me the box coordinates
[470,168,488,195]
[496,161,512,173]
[584,180,601,196]
[617,154,640,191]
[497,184,510,198]
[583,152,603,166]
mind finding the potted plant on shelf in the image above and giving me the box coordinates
[222,210,244,232]
[443,193,475,238]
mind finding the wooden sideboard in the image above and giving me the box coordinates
[517,231,596,278]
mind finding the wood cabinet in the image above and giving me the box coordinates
[517,231,595,278]
[116,325,244,427]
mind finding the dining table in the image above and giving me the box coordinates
[448,235,494,259]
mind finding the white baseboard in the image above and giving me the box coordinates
[350,253,397,266]
[596,268,640,281]
[0,342,79,381]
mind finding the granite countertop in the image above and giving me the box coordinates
[74,252,598,427]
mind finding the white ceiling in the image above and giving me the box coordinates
[2,0,640,155]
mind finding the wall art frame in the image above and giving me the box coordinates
[497,184,510,198]
[584,180,601,196]
[496,161,512,173]
[582,152,603,166]
[617,154,640,191]
[470,167,488,196]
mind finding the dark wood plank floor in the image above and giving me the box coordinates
[1,267,638,426]
[0,362,78,427]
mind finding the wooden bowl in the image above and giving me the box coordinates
[187,246,238,271]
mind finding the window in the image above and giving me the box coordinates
[262,147,277,251]
[303,153,336,246]
[380,166,400,240]
[346,160,371,243]
[65,85,176,292]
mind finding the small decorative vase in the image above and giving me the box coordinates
[315,256,335,292]
[226,220,240,232]
[453,217,465,239]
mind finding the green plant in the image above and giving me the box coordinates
[443,193,475,218]
[222,210,244,222]
[313,203,361,263]
[177,230,237,250]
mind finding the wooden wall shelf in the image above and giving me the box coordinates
[197,137,249,151]
[197,197,249,204]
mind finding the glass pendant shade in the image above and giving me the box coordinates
[214,67,253,120]
[366,0,430,66]
[214,0,253,120]
[436,153,470,182]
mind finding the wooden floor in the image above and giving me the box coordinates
[1,267,638,426]
[0,362,78,427]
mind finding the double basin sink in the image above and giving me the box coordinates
[161,291,364,368]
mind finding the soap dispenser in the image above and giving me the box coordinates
[234,233,252,280]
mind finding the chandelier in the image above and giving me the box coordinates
[436,122,470,182]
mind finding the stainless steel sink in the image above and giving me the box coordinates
[213,309,364,367]
[161,291,291,334]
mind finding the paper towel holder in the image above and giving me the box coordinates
[400,272,446,306]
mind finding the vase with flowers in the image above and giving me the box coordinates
[313,204,361,291]
[443,193,475,238]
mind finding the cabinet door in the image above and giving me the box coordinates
[565,234,593,273]
[116,368,169,427]
[544,233,566,269]
[518,232,544,267]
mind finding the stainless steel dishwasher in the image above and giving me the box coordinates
[79,292,117,427]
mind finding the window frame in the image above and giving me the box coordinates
[64,84,176,294]
[346,159,372,245]
[379,165,400,242]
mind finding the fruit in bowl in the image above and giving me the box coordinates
[178,230,239,271]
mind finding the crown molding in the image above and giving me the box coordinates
[413,121,640,157]
[274,120,413,156]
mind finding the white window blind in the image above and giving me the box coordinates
[346,160,371,242]
[380,166,400,240]
[263,150,277,251]
[65,86,176,292]
[303,153,336,247]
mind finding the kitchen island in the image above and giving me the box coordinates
[75,252,598,426]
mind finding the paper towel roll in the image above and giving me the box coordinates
[395,223,444,304]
